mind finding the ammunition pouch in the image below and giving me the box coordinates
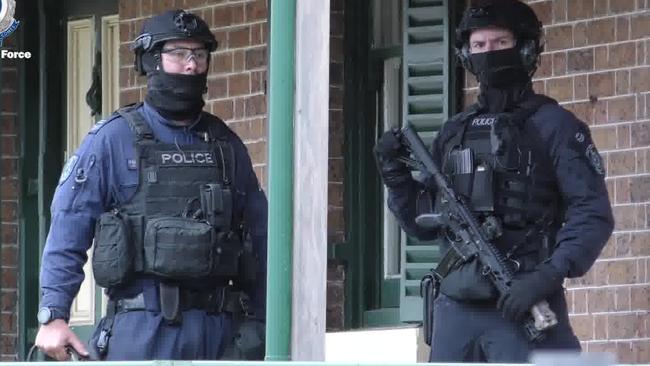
[93,211,134,288]
[438,252,498,303]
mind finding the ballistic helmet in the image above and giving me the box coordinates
[132,9,218,75]
[455,0,543,75]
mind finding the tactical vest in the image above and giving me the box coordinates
[436,95,562,301]
[92,104,243,288]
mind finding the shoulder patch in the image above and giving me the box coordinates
[58,155,79,185]
[586,143,605,175]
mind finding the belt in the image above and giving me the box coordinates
[113,287,248,315]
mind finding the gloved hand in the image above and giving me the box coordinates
[497,262,564,322]
[374,130,411,188]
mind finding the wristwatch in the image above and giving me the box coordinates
[37,307,68,325]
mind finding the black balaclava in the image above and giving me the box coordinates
[145,67,208,121]
[469,46,534,113]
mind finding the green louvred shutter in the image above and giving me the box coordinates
[399,0,451,323]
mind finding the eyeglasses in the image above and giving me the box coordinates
[160,47,210,64]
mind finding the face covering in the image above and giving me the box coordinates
[145,71,207,121]
[469,47,530,88]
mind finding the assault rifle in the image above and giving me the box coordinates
[397,123,558,342]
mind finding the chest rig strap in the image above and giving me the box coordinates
[117,103,157,143]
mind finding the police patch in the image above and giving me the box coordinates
[158,151,216,166]
[127,158,137,170]
[59,155,79,185]
[586,144,605,175]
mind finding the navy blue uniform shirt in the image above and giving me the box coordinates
[39,103,268,318]
[387,102,614,279]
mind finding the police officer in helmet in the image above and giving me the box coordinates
[35,9,268,361]
[375,0,613,362]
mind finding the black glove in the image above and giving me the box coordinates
[497,262,564,322]
[374,130,411,188]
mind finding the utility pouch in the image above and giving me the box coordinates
[449,148,474,199]
[470,163,494,212]
[93,211,133,288]
[144,217,214,278]
[420,271,441,346]
[200,183,232,232]
[212,231,242,277]
[439,256,498,302]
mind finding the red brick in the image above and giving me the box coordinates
[572,289,588,314]
[119,0,138,20]
[591,125,617,150]
[251,23,263,45]
[631,67,650,93]
[245,94,266,117]
[213,6,233,27]
[589,72,615,98]
[140,0,152,17]
[609,313,642,339]
[593,0,609,17]
[212,100,233,120]
[631,13,650,39]
[212,52,233,74]
[552,0,567,23]
[615,286,632,311]
[1,136,16,155]
[594,314,608,339]
[251,70,266,94]
[630,175,650,201]
[594,46,608,70]
[573,76,589,101]
[609,42,637,68]
[234,99,245,119]
[1,335,16,355]
[588,288,616,312]
[568,0,594,21]
[616,177,631,203]
[567,48,593,73]
[151,0,174,15]
[529,1,553,25]
[545,25,573,51]
[1,269,16,288]
[547,77,573,102]
[611,0,637,12]
[207,77,227,99]
[631,285,650,310]
[184,0,209,9]
[0,92,15,114]
[536,53,552,78]
[617,16,631,42]
[0,179,16,200]
[1,246,16,267]
[613,205,644,230]
[1,224,17,244]
[587,18,617,45]
[570,314,594,340]
[552,52,567,76]
[228,73,250,97]
[1,291,16,312]
[631,122,650,147]
[615,69,630,95]
[245,0,267,22]
[1,115,16,135]
[608,150,637,175]
[618,124,631,148]
[228,27,250,48]
[213,30,227,50]
[608,96,636,123]
[233,50,245,72]
[245,47,266,70]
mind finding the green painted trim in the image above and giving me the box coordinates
[363,307,400,327]
[266,0,296,361]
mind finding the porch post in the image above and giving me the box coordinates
[291,0,330,361]
[266,0,296,361]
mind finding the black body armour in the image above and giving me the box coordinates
[92,104,243,288]
[437,95,561,302]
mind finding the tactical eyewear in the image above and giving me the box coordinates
[161,47,210,64]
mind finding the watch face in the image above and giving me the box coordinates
[37,307,52,325]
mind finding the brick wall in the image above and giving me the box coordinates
[326,0,346,332]
[0,32,20,360]
[465,1,650,362]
